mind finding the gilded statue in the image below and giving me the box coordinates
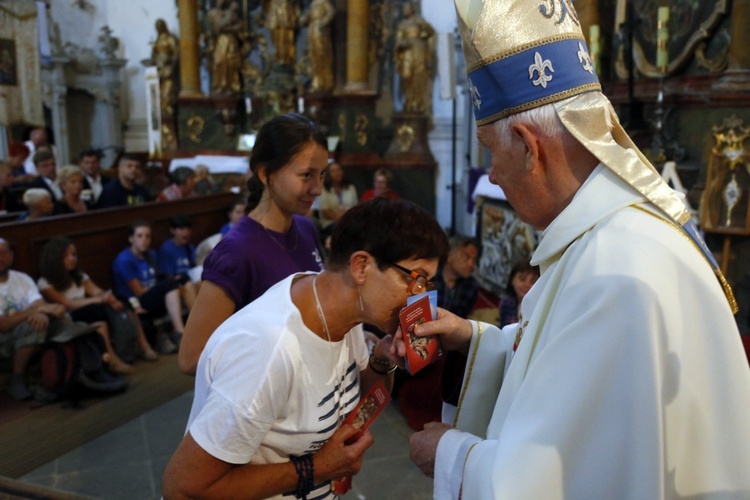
[303,0,336,92]
[395,3,435,113]
[265,0,300,66]
[150,19,179,116]
[207,0,244,95]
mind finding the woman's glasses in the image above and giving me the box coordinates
[390,263,434,295]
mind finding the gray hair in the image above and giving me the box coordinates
[22,188,52,207]
[56,165,84,187]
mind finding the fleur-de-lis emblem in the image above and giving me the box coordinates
[577,42,593,74]
[469,80,482,110]
[529,52,554,88]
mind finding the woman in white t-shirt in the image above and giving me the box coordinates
[164,198,450,499]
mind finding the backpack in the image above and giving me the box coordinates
[105,308,139,363]
[40,333,128,403]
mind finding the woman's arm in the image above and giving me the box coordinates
[179,281,236,375]
[40,286,101,311]
[360,335,397,394]
[163,426,372,499]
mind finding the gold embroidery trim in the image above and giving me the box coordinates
[458,440,482,500]
[632,205,738,314]
[453,321,483,427]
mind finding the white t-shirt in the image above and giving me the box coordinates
[37,273,89,300]
[0,270,43,317]
[188,273,369,499]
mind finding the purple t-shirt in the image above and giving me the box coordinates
[202,215,324,310]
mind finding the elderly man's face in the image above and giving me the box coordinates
[477,123,539,226]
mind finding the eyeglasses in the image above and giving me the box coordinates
[390,263,434,295]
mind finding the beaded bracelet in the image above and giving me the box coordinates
[289,454,314,499]
[369,354,397,375]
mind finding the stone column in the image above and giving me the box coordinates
[177,0,203,97]
[344,0,369,92]
[714,0,750,91]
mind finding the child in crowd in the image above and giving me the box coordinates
[158,215,199,307]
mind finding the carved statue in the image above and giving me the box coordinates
[150,19,179,115]
[304,0,336,92]
[394,2,435,113]
[265,0,300,66]
[207,0,244,95]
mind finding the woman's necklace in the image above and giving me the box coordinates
[258,216,299,252]
[312,275,344,422]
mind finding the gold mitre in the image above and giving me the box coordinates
[454,0,689,226]
[455,0,736,310]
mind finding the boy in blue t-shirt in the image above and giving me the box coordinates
[158,215,199,309]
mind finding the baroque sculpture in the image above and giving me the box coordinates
[265,0,300,67]
[150,19,179,116]
[304,0,336,92]
[207,0,244,95]
[394,2,435,113]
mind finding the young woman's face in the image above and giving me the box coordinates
[129,226,152,255]
[329,163,344,184]
[63,244,78,271]
[267,141,328,216]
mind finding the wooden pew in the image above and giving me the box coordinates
[0,192,236,290]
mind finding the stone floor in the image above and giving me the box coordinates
[19,391,434,499]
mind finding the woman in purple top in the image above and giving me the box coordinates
[179,113,327,375]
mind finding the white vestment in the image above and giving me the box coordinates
[435,166,750,499]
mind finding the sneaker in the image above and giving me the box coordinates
[157,333,177,355]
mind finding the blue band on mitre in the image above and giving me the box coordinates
[468,38,601,124]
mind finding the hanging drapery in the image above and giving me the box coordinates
[0,1,43,127]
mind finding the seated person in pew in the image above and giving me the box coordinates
[96,154,152,209]
[17,188,54,221]
[158,215,200,308]
[112,220,186,355]
[38,237,159,373]
[0,238,66,401]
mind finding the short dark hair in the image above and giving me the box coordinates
[119,153,142,166]
[246,113,327,210]
[33,150,54,166]
[129,219,151,236]
[78,148,102,161]
[327,198,449,271]
[170,215,193,228]
[171,166,196,185]
[449,235,478,253]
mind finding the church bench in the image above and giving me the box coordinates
[0,192,235,290]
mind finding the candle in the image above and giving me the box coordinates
[245,96,252,114]
[298,96,304,113]
[656,6,669,71]
[589,24,600,75]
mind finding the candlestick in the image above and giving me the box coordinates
[656,6,669,72]
[589,24,601,75]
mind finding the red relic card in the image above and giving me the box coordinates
[332,380,391,494]
[400,294,441,375]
